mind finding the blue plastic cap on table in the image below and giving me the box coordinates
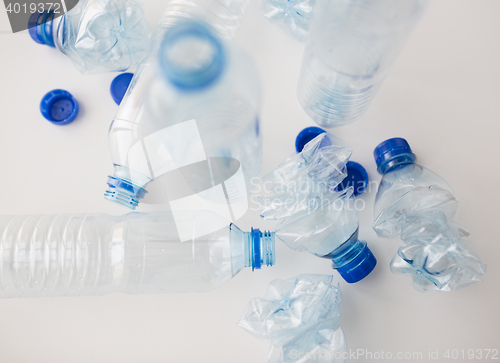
[40,89,79,125]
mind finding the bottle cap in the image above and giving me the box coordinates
[336,161,368,197]
[28,11,55,47]
[110,73,134,105]
[336,244,377,283]
[40,89,79,125]
[373,137,416,172]
[295,126,327,153]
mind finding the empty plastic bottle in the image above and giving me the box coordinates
[156,0,251,41]
[260,0,316,41]
[373,138,486,292]
[297,0,428,127]
[0,211,274,298]
[258,131,376,283]
[239,274,347,363]
[106,21,261,209]
[28,0,150,74]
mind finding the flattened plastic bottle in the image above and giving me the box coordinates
[373,138,486,291]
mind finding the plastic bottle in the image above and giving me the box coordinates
[28,0,150,74]
[297,0,428,127]
[239,274,347,363]
[260,0,316,41]
[106,21,261,210]
[155,0,251,41]
[258,131,376,283]
[373,138,486,291]
[0,211,274,298]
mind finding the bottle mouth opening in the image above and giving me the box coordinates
[160,21,225,90]
[104,176,148,210]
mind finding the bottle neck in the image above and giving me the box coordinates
[245,228,275,270]
[378,153,416,174]
[104,166,151,210]
[29,11,58,47]
[326,229,365,269]
[159,22,225,90]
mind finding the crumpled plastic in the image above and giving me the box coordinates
[239,275,347,363]
[260,0,316,41]
[390,211,486,292]
[258,133,352,220]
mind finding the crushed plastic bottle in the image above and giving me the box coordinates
[297,0,428,127]
[373,138,486,292]
[258,130,376,283]
[28,0,150,74]
[260,0,315,41]
[106,21,261,210]
[0,211,274,298]
[239,274,347,363]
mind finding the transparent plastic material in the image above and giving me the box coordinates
[0,211,274,298]
[258,134,376,283]
[154,0,251,41]
[258,133,351,219]
[374,163,486,292]
[32,0,150,74]
[297,0,428,127]
[239,274,347,363]
[260,0,315,41]
[106,21,261,210]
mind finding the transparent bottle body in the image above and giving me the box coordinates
[297,0,427,126]
[107,22,261,208]
[0,212,274,298]
[373,163,486,291]
[51,0,150,74]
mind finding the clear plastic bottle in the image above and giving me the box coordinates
[373,138,486,291]
[155,0,251,41]
[28,0,151,74]
[260,0,315,41]
[106,21,261,210]
[239,275,347,363]
[0,211,274,298]
[297,0,428,127]
[258,130,376,283]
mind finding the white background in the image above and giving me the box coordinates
[0,0,499,362]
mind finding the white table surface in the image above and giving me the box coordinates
[0,1,499,362]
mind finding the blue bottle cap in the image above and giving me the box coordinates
[110,73,134,105]
[336,244,377,283]
[336,161,369,197]
[40,89,79,125]
[295,126,327,153]
[28,11,55,47]
[373,137,416,172]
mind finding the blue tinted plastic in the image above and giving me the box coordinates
[29,0,150,74]
[160,21,226,90]
[260,133,376,282]
[374,137,416,173]
[295,126,327,153]
[336,161,368,197]
[0,211,274,297]
[261,0,316,41]
[40,89,79,125]
[110,73,134,105]
[239,275,347,363]
[373,138,486,292]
